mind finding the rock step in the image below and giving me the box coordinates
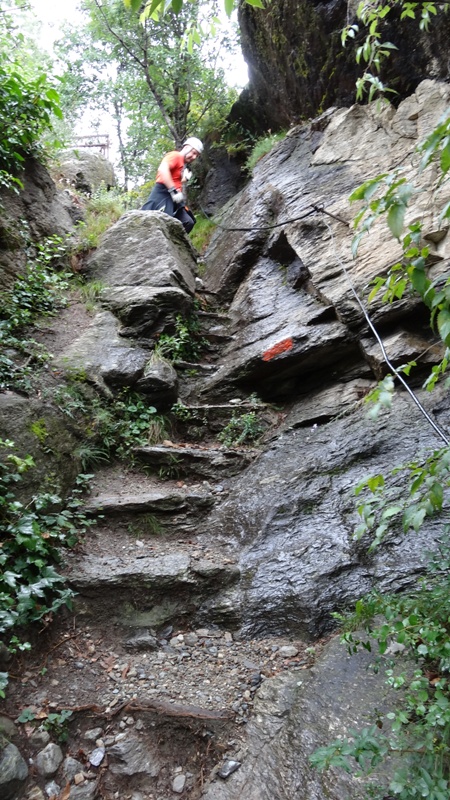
[64,547,241,628]
[197,310,231,322]
[84,488,214,517]
[133,444,256,478]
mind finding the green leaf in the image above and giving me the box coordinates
[437,308,450,346]
[246,0,265,6]
[224,0,235,16]
[441,140,450,174]
[387,202,406,239]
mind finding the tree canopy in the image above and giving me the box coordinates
[56,0,239,186]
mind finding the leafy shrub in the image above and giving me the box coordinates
[0,19,62,188]
[156,312,208,362]
[53,384,168,459]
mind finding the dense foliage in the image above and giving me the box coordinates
[0,1,62,190]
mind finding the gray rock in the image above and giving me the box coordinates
[135,356,178,408]
[45,781,60,798]
[54,149,115,194]
[200,388,445,638]
[0,156,76,292]
[124,630,159,652]
[217,760,241,779]
[172,773,187,793]
[24,786,45,800]
[35,743,64,777]
[202,635,400,799]
[107,735,160,776]
[0,393,82,503]
[279,646,299,658]
[203,82,450,402]
[63,756,86,780]
[0,742,28,800]
[85,210,198,336]
[29,728,51,748]
[83,728,104,743]
[68,782,98,800]
[88,747,105,767]
[54,311,152,396]
[0,716,18,740]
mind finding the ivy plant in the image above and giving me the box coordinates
[0,443,95,695]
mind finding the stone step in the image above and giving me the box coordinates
[63,543,241,628]
[84,488,214,518]
[133,443,256,479]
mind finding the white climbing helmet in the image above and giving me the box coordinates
[184,136,203,154]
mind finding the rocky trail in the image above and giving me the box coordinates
[2,80,450,800]
[2,295,323,800]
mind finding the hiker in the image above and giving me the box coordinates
[141,137,203,233]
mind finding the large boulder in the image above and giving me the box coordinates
[86,211,198,337]
[197,385,447,637]
[235,0,450,133]
[53,149,115,194]
[0,392,83,503]
[55,311,178,406]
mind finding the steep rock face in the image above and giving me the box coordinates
[194,80,450,636]
[203,81,450,402]
[235,0,450,132]
[0,158,77,290]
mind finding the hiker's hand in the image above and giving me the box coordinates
[169,188,184,204]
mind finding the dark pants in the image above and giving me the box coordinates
[141,183,196,233]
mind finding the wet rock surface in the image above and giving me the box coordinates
[2,81,450,800]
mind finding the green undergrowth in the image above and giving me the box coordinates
[72,185,129,253]
[190,215,216,254]
[53,382,169,466]
[154,311,209,362]
[0,441,95,697]
[217,410,266,447]
[0,233,73,394]
[245,131,287,175]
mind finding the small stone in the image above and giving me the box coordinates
[89,747,105,767]
[44,781,60,798]
[172,774,186,793]
[24,786,45,800]
[29,728,51,748]
[218,760,241,779]
[279,645,299,658]
[63,756,85,781]
[74,772,85,785]
[36,743,63,778]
